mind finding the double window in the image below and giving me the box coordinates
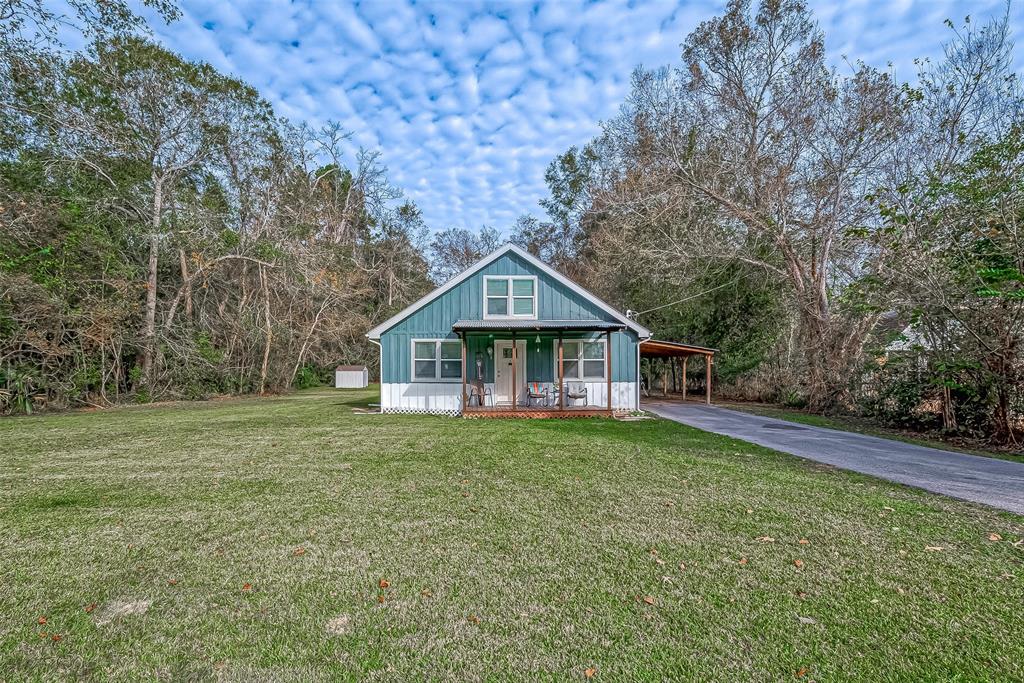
[553,339,607,380]
[484,276,537,318]
[412,339,462,382]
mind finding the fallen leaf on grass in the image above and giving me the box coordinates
[654,557,665,566]
[797,615,817,625]
[738,557,748,566]
[84,603,97,613]
[925,546,944,552]
[641,596,655,606]
[988,533,1002,541]
[421,588,432,598]
[293,547,306,556]
[678,562,686,571]
[379,579,390,589]
[50,634,62,642]
[167,579,178,586]
[795,667,808,678]
[585,667,597,678]
[798,539,809,545]
[757,536,775,543]
[37,616,46,625]
[377,595,385,604]
[467,614,481,624]
[242,583,253,592]
[793,559,805,569]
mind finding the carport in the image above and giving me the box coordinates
[639,340,716,404]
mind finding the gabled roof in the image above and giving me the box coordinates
[365,243,651,340]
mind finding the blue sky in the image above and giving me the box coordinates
[136,0,1024,233]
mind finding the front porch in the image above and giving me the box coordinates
[452,319,628,418]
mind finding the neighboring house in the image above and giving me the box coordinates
[366,244,651,416]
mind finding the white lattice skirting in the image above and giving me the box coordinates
[379,382,638,414]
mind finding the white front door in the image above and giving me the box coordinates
[494,340,526,405]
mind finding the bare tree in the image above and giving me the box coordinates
[590,0,905,410]
[429,225,502,283]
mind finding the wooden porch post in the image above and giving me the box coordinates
[558,332,564,411]
[460,332,467,412]
[606,330,613,415]
[511,330,517,409]
[662,359,668,397]
[705,353,712,405]
[681,355,688,402]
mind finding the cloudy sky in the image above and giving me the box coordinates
[135,0,1023,233]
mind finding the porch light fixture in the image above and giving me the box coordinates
[535,334,541,344]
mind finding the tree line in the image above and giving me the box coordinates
[3,0,1022,446]
[496,0,1021,444]
[1,0,433,410]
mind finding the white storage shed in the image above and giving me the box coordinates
[335,365,369,389]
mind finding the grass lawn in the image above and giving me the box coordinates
[2,387,1023,681]
[720,401,1024,464]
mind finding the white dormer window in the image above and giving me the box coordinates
[483,275,537,319]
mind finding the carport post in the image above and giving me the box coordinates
[705,354,712,405]
[681,356,687,402]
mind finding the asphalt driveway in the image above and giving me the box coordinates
[645,401,1024,515]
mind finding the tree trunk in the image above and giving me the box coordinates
[258,264,273,395]
[178,247,192,322]
[289,298,330,386]
[140,176,163,389]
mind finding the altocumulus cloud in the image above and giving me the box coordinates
[137,0,1023,232]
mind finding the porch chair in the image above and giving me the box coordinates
[468,379,492,407]
[565,382,588,407]
[527,381,548,407]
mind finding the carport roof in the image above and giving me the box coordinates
[639,339,717,357]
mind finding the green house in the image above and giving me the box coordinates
[366,244,651,415]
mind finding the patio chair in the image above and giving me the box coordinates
[468,380,492,407]
[527,381,548,407]
[565,382,588,407]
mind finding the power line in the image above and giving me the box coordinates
[630,278,739,318]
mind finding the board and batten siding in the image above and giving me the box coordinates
[378,250,640,412]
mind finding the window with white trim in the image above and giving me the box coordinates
[412,339,462,381]
[483,276,536,318]
[553,339,606,380]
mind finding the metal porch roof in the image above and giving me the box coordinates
[452,319,627,332]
